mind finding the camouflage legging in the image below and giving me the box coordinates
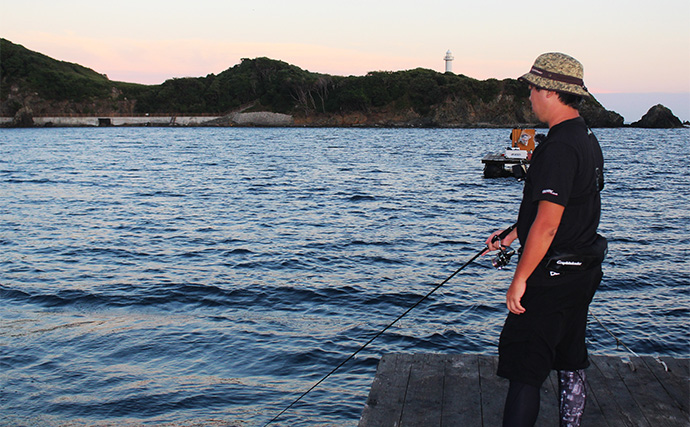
[558,369,587,427]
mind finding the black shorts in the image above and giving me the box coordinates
[496,265,603,388]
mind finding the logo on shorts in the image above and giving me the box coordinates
[550,271,561,277]
[542,189,559,197]
[557,260,583,266]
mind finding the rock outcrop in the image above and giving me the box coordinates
[12,106,34,127]
[630,104,684,128]
[580,101,624,128]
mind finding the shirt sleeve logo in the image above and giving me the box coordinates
[542,189,559,196]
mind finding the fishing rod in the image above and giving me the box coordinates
[263,226,515,426]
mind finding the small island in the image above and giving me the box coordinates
[631,104,685,128]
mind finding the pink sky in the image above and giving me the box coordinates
[3,0,689,120]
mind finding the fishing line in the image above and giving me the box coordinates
[263,236,502,426]
[589,310,640,358]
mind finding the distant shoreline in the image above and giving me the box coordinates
[1,114,542,128]
[2,116,687,129]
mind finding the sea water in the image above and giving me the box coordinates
[1,127,688,426]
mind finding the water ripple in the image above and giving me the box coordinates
[0,127,688,425]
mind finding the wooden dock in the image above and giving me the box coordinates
[359,353,689,426]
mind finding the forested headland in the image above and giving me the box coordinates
[1,38,624,127]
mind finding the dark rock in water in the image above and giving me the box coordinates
[630,104,683,128]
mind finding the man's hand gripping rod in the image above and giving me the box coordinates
[489,223,517,269]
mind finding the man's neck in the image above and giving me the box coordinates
[547,107,580,128]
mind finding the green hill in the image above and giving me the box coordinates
[1,38,114,100]
[1,38,149,118]
[0,38,624,127]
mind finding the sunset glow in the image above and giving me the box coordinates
[4,0,689,121]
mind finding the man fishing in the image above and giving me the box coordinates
[485,52,606,427]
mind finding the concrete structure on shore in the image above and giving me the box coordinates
[0,116,221,127]
[0,112,295,127]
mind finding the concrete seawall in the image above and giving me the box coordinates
[0,112,295,127]
[0,116,221,127]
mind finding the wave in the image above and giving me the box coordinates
[2,127,689,426]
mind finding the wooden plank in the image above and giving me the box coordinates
[614,356,689,426]
[650,356,689,414]
[441,354,481,425]
[659,356,689,378]
[358,353,410,427]
[477,355,505,426]
[399,354,445,426]
[587,356,646,426]
[359,354,689,427]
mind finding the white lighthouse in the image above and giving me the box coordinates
[444,50,454,73]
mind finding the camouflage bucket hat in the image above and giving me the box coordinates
[519,52,590,97]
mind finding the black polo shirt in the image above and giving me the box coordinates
[517,117,603,252]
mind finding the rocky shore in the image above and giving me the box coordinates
[3,104,684,128]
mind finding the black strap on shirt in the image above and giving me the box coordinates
[568,128,604,205]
